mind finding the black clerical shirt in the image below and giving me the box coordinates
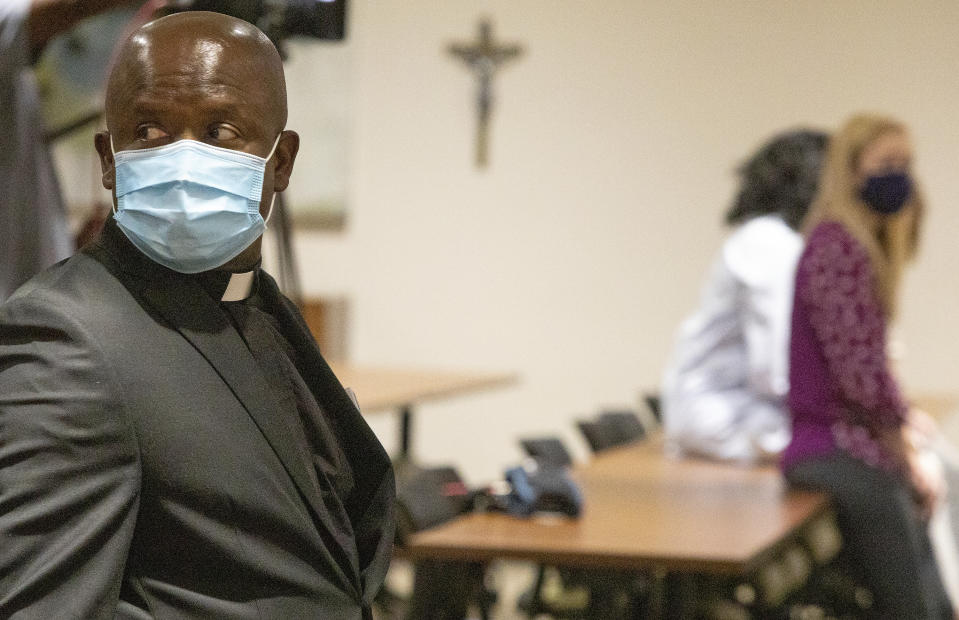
[209,272,362,579]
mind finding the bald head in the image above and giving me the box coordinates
[95,11,301,272]
[105,11,288,139]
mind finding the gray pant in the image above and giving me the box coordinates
[786,453,954,620]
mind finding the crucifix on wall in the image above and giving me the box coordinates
[447,18,524,168]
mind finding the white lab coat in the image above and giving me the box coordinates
[662,214,801,463]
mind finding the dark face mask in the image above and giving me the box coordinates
[859,171,912,215]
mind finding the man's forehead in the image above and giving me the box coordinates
[107,13,287,132]
[124,31,257,81]
[131,87,256,110]
[113,38,275,110]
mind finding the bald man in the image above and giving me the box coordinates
[0,12,395,619]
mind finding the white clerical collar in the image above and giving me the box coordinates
[220,271,256,302]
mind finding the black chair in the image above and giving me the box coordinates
[598,410,646,443]
[517,427,647,618]
[644,392,662,425]
[514,437,588,617]
[578,410,647,454]
[519,436,573,467]
[577,419,622,453]
[405,560,491,620]
[394,466,496,620]
[394,465,474,543]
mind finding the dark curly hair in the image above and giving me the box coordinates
[724,129,829,231]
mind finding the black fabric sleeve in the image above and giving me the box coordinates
[0,294,141,619]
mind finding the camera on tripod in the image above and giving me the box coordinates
[164,0,347,56]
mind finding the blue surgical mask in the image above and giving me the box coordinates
[859,171,912,215]
[111,135,281,273]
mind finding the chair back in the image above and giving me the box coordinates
[395,465,471,544]
[598,410,646,443]
[520,437,573,467]
[577,419,620,453]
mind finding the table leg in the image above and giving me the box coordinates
[639,571,701,620]
[644,568,667,620]
[400,405,413,459]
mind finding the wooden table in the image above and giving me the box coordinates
[329,363,516,458]
[912,392,959,422]
[407,438,830,576]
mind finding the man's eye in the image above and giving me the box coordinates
[210,125,238,141]
[135,126,168,141]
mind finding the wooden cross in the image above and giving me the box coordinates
[447,18,524,168]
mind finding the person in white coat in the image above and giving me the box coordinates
[662,129,828,464]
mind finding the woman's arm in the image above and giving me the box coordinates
[797,222,908,431]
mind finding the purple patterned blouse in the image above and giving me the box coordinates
[781,221,908,475]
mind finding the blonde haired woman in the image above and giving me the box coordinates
[782,114,954,618]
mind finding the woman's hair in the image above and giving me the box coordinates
[725,129,830,230]
[802,113,925,317]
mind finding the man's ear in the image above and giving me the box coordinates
[94,131,115,190]
[271,130,300,192]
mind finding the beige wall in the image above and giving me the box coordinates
[280,1,959,482]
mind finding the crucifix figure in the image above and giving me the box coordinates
[447,18,524,168]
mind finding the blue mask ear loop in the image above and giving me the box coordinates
[108,134,119,216]
[262,133,283,229]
